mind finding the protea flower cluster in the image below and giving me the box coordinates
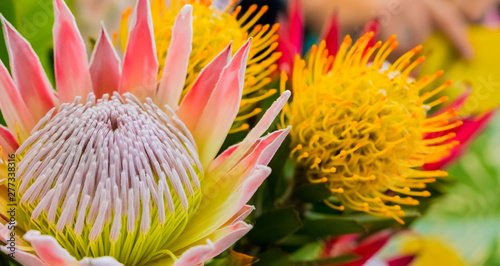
[0,0,289,265]
[0,0,497,265]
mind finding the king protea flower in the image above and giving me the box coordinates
[279,33,462,223]
[119,0,281,133]
[0,0,290,265]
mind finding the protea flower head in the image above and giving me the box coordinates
[280,33,462,223]
[277,0,494,168]
[0,0,290,265]
[119,0,281,133]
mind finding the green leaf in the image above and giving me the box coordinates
[0,0,55,83]
[249,207,303,244]
[290,254,359,266]
[289,242,324,261]
[0,0,56,126]
[255,248,359,266]
[297,212,366,237]
[267,139,292,202]
[0,111,5,126]
[254,249,290,266]
[0,0,17,70]
[277,234,319,247]
[342,210,420,232]
[0,252,21,266]
[208,250,258,266]
[0,0,17,127]
[253,139,292,215]
[295,183,332,203]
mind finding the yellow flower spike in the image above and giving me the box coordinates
[281,32,461,223]
[120,0,280,132]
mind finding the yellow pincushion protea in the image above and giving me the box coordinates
[119,0,280,133]
[280,32,462,223]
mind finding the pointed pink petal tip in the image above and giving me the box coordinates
[21,230,124,265]
[256,126,291,166]
[119,0,158,100]
[23,230,78,265]
[0,245,45,266]
[178,42,233,129]
[172,221,252,266]
[209,90,291,174]
[217,126,290,174]
[1,15,56,122]
[90,24,122,98]
[53,0,93,103]
[0,60,36,140]
[179,3,193,18]
[226,205,255,226]
[156,4,193,109]
[251,90,291,138]
[0,125,19,157]
[191,39,252,168]
[236,165,272,208]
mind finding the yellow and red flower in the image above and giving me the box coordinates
[280,33,462,223]
[275,2,496,264]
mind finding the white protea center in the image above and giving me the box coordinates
[15,92,203,265]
